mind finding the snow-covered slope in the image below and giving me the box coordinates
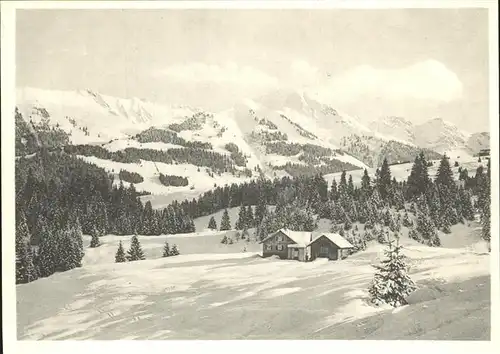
[16,231,490,340]
[15,87,373,199]
[19,87,486,203]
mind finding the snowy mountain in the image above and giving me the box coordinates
[15,86,468,205]
[369,116,489,157]
[368,116,416,144]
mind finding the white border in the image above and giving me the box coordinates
[1,1,498,354]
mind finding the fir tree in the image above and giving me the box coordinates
[208,216,218,230]
[254,192,267,225]
[171,244,180,256]
[162,239,171,257]
[89,226,101,248]
[15,213,37,284]
[330,178,338,201]
[126,235,146,261]
[235,206,246,230]
[246,205,255,228]
[220,209,231,231]
[416,209,441,247]
[406,151,430,199]
[378,158,392,201]
[361,169,371,195]
[115,241,127,263]
[37,223,58,277]
[368,238,416,307]
[347,175,355,196]
[435,154,455,189]
[221,234,228,244]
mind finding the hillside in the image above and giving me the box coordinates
[16,228,490,340]
[16,86,482,205]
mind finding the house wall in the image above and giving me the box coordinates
[262,231,294,259]
[309,236,339,261]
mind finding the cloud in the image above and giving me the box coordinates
[316,60,463,103]
[157,62,279,89]
[289,60,322,87]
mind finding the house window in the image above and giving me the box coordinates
[277,235,284,242]
[277,244,284,251]
[265,244,272,251]
[320,246,329,255]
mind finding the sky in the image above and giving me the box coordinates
[16,8,490,132]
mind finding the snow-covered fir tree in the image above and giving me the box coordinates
[368,237,416,307]
[220,209,231,231]
[246,205,255,228]
[235,206,246,230]
[162,239,171,257]
[115,241,127,263]
[16,213,38,284]
[170,244,180,256]
[208,216,217,230]
[416,208,441,247]
[126,235,146,261]
[89,226,101,248]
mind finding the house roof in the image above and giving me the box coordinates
[259,228,312,247]
[309,233,354,249]
[260,229,354,249]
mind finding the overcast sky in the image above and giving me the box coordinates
[16,9,490,132]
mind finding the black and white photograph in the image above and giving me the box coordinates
[1,0,498,349]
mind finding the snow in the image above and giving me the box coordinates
[76,154,253,203]
[17,228,490,340]
[316,233,355,249]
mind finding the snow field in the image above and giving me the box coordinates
[17,225,490,340]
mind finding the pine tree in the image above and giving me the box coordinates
[368,238,416,307]
[347,175,355,196]
[416,209,441,247]
[15,213,37,284]
[208,216,217,230]
[162,239,171,257]
[406,151,430,199]
[246,205,254,228]
[220,209,231,231]
[115,241,127,263]
[435,154,455,189]
[37,223,58,277]
[235,206,246,230]
[330,178,338,201]
[171,244,180,256]
[361,169,371,196]
[126,235,146,261]
[254,192,267,225]
[221,234,228,244]
[378,158,392,201]
[89,226,101,248]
